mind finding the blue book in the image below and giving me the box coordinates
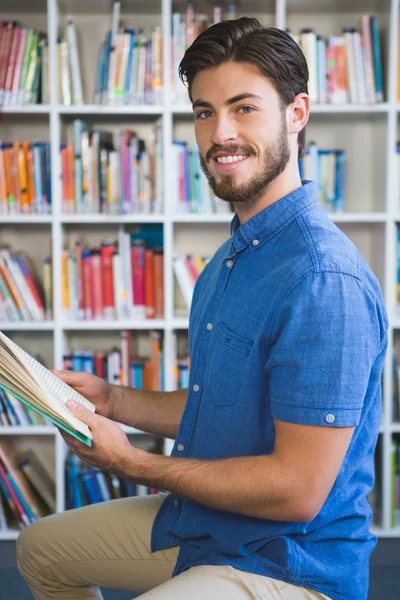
[32,144,43,214]
[102,31,113,101]
[124,29,136,104]
[80,469,102,505]
[334,150,346,212]
[66,454,84,509]
[6,473,35,523]
[71,351,84,372]
[94,42,106,104]
[82,352,94,374]
[43,143,51,212]
[370,15,383,102]
[123,479,136,497]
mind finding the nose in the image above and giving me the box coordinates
[210,114,238,147]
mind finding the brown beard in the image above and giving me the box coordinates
[199,112,290,205]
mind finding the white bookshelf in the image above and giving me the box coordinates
[1,0,399,539]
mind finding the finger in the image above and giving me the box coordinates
[67,399,97,426]
[52,370,92,386]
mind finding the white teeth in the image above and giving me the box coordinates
[216,155,246,164]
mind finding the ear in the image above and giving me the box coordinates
[287,93,310,136]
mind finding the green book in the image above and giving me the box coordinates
[0,331,93,446]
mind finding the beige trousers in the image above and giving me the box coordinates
[17,493,331,600]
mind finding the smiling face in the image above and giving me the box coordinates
[192,61,292,205]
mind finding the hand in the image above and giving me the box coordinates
[52,370,118,420]
[59,399,146,477]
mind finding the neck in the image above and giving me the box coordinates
[234,164,302,227]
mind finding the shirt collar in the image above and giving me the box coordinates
[229,180,317,254]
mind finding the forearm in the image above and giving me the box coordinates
[112,386,187,439]
[124,450,316,522]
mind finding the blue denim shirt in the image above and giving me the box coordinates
[151,181,388,600]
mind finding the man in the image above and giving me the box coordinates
[17,18,387,600]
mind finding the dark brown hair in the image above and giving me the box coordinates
[179,17,309,158]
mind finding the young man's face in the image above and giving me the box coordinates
[191,61,291,204]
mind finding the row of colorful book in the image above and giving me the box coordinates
[92,3,163,106]
[66,452,160,509]
[62,228,164,321]
[0,248,52,323]
[172,140,233,214]
[0,21,48,106]
[299,143,346,213]
[173,252,210,311]
[63,330,164,391]
[0,141,51,216]
[171,3,237,100]
[0,387,49,427]
[290,16,383,105]
[62,119,162,215]
[0,440,55,531]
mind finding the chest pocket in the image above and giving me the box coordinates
[206,321,254,406]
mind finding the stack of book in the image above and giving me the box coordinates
[0,248,52,323]
[63,330,164,391]
[0,441,55,530]
[0,21,48,106]
[173,251,210,311]
[299,142,346,212]
[61,120,162,215]
[290,16,384,105]
[0,141,52,215]
[66,450,161,509]
[172,140,233,214]
[58,2,163,106]
[62,227,164,322]
[171,3,237,100]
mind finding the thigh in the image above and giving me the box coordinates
[138,565,331,600]
[17,493,179,593]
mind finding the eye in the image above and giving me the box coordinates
[238,106,254,114]
[195,111,214,120]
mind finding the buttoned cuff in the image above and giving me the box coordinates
[270,399,362,427]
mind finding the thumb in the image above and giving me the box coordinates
[67,400,96,425]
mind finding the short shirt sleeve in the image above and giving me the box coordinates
[265,271,385,427]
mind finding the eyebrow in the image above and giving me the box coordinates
[192,93,263,110]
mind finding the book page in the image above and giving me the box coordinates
[0,332,94,439]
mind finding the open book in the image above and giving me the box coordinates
[0,331,95,446]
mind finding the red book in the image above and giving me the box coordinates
[94,353,105,379]
[82,250,92,319]
[100,243,115,320]
[130,241,145,315]
[144,250,155,319]
[90,250,103,319]
[0,22,14,96]
[186,255,199,284]
[4,26,20,99]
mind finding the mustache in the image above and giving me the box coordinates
[206,145,255,161]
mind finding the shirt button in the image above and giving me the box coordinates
[177,443,184,451]
[325,413,335,424]
[253,239,259,246]
[207,322,213,331]
[173,499,179,507]
[193,384,200,392]
[226,260,233,268]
